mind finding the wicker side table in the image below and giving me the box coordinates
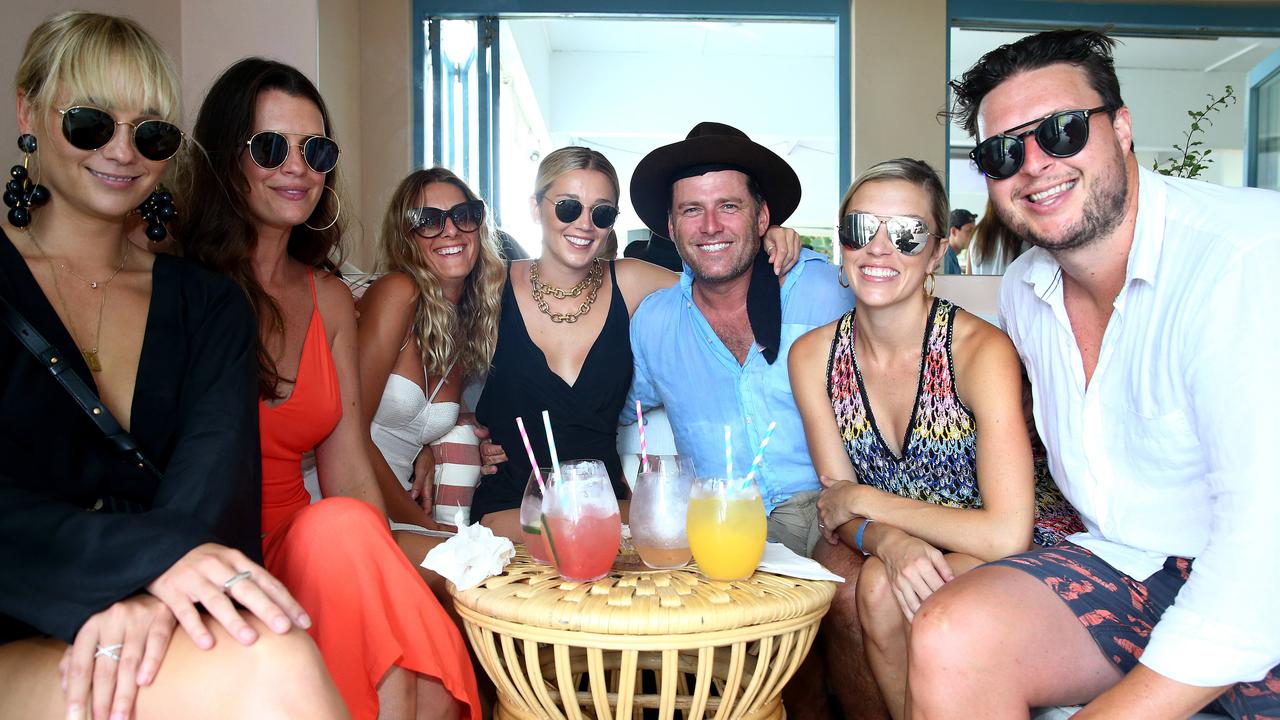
[450,549,835,720]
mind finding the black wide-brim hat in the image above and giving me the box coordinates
[630,121,801,239]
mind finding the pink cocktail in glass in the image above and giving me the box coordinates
[541,459,621,582]
[543,510,621,581]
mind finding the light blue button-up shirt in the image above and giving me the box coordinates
[625,249,855,514]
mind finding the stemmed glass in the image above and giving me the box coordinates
[541,459,622,582]
[519,467,555,564]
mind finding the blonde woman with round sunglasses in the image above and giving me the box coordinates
[0,12,345,720]
[466,146,802,540]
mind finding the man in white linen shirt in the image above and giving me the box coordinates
[907,29,1280,719]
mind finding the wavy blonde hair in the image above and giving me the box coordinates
[378,168,504,380]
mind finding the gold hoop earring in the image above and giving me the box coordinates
[304,185,340,231]
[924,271,936,297]
[838,265,850,288]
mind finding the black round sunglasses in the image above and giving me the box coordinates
[549,198,620,229]
[58,106,184,162]
[970,106,1112,180]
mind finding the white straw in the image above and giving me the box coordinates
[542,410,563,486]
[724,425,733,479]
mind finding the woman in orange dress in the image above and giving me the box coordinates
[179,57,480,720]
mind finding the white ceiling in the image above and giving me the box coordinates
[536,18,836,58]
[951,28,1280,76]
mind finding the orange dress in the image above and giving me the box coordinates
[259,274,480,720]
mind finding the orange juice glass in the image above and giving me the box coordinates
[686,476,767,581]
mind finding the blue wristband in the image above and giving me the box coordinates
[855,518,874,555]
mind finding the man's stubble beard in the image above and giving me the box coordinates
[674,207,764,286]
[1004,153,1128,253]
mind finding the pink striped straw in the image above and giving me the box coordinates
[515,416,546,494]
[744,420,778,487]
[635,400,649,473]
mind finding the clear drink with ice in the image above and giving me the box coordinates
[630,455,694,569]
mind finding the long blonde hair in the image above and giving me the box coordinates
[378,168,504,380]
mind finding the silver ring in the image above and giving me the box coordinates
[222,570,252,592]
[94,643,123,661]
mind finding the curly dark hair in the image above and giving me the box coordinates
[178,57,345,399]
[947,29,1125,139]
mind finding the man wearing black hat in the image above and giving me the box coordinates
[626,121,854,557]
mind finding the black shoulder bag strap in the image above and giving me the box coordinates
[0,291,162,479]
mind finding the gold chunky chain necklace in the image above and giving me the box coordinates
[26,227,128,372]
[530,259,603,324]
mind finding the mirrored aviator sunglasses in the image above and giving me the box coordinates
[552,198,620,229]
[59,106,184,162]
[408,200,486,238]
[970,105,1110,180]
[246,131,340,174]
[838,213,935,256]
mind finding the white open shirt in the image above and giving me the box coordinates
[999,166,1280,687]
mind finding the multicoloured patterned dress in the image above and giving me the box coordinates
[826,297,1082,548]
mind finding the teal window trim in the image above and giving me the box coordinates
[412,0,852,196]
[1246,47,1280,187]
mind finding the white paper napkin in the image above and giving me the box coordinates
[420,511,515,590]
[757,542,845,583]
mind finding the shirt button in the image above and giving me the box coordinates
[745,416,753,424]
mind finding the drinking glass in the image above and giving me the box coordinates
[630,456,694,569]
[541,459,622,582]
[686,476,767,581]
[519,467,555,564]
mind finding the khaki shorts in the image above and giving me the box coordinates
[766,491,821,558]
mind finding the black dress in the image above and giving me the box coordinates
[473,261,632,520]
[0,229,261,644]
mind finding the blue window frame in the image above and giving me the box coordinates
[412,0,852,202]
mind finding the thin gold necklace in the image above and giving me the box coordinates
[26,227,128,372]
[530,259,603,323]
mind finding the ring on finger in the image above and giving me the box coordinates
[94,643,123,661]
[222,570,253,592]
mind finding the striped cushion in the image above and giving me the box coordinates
[431,413,481,528]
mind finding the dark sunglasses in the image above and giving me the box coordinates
[550,198,620,229]
[408,200,486,238]
[838,213,939,256]
[245,131,340,174]
[970,106,1111,180]
[58,106,184,162]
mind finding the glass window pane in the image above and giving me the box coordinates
[1257,70,1280,191]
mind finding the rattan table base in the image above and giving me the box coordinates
[451,548,836,720]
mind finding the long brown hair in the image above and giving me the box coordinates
[178,58,345,399]
[378,168,504,380]
[970,199,1022,272]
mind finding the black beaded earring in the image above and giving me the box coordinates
[137,188,177,241]
[3,134,50,227]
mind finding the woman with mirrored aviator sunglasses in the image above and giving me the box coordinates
[179,57,480,720]
[788,158,1081,719]
[0,11,350,720]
